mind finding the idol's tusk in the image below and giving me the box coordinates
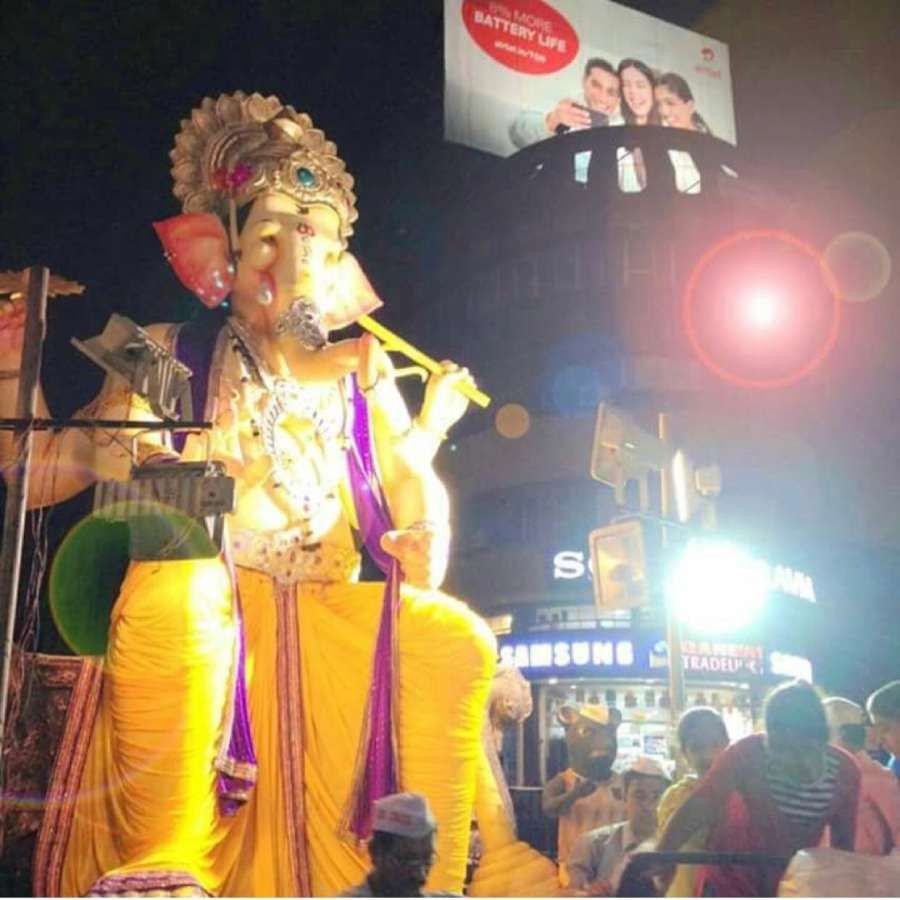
[357,314,491,408]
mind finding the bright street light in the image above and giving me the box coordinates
[666,539,769,634]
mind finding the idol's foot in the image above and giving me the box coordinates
[468,840,561,897]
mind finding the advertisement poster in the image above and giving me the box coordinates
[445,0,735,157]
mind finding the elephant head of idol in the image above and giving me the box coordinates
[558,703,622,783]
[153,92,381,346]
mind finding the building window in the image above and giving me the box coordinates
[617,146,646,193]
[667,150,702,194]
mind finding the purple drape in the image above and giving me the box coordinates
[341,376,401,840]
[216,547,259,816]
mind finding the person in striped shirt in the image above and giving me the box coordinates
[655,680,860,896]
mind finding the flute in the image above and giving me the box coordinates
[357,314,491,409]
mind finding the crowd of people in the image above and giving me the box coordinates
[343,679,899,896]
[548,679,900,897]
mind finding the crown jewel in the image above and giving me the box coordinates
[170,92,358,240]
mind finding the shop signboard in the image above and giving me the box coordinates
[651,638,765,678]
[498,629,775,681]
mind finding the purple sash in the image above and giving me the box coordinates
[340,376,401,840]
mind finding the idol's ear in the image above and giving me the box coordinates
[153,213,234,308]
[557,705,580,727]
[607,708,623,730]
[321,251,384,331]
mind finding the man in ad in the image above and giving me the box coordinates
[509,57,623,149]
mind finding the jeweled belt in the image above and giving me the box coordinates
[230,526,360,584]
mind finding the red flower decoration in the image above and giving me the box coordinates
[211,164,254,194]
[227,163,253,191]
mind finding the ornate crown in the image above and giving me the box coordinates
[170,92,358,240]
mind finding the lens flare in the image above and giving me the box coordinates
[741,288,781,329]
[824,231,891,303]
[50,501,215,655]
[495,403,531,439]
[682,230,842,389]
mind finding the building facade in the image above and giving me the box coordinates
[420,125,826,787]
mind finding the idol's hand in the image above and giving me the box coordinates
[380,521,450,590]
[418,361,475,439]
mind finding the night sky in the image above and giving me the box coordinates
[3,1,899,697]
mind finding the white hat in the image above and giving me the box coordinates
[626,756,670,782]
[823,697,865,734]
[372,792,437,839]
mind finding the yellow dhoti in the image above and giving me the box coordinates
[53,558,497,896]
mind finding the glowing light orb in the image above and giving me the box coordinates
[682,230,842,389]
[666,539,769,634]
[495,403,531,439]
[741,288,781,330]
[824,231,892,303]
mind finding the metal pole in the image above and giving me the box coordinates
[659,412,686,729]
[0,266,49,773]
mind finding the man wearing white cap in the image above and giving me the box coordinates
[342,793,459,897]
[823,697,900,855]
[568,757,670,896]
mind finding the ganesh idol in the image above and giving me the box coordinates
[0,93,558,897]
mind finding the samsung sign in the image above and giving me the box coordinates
[551,550,816,603]
[500,636,637,671]
[498,630,808,682]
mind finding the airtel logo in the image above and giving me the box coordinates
[701,47,715,61]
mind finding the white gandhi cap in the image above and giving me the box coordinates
[372,792,437,839]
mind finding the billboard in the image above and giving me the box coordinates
[445,0,736,157]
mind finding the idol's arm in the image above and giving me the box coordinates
[0,321,174,509]
[366,379,452,590]
[360,335,473,589]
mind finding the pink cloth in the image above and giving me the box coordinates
[854,750,900,855]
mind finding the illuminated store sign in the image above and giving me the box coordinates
[500,637,636,671]
[768,651,813,682]
[498,630,778,681]
[649,639,764,677]
[551,549,816,602]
